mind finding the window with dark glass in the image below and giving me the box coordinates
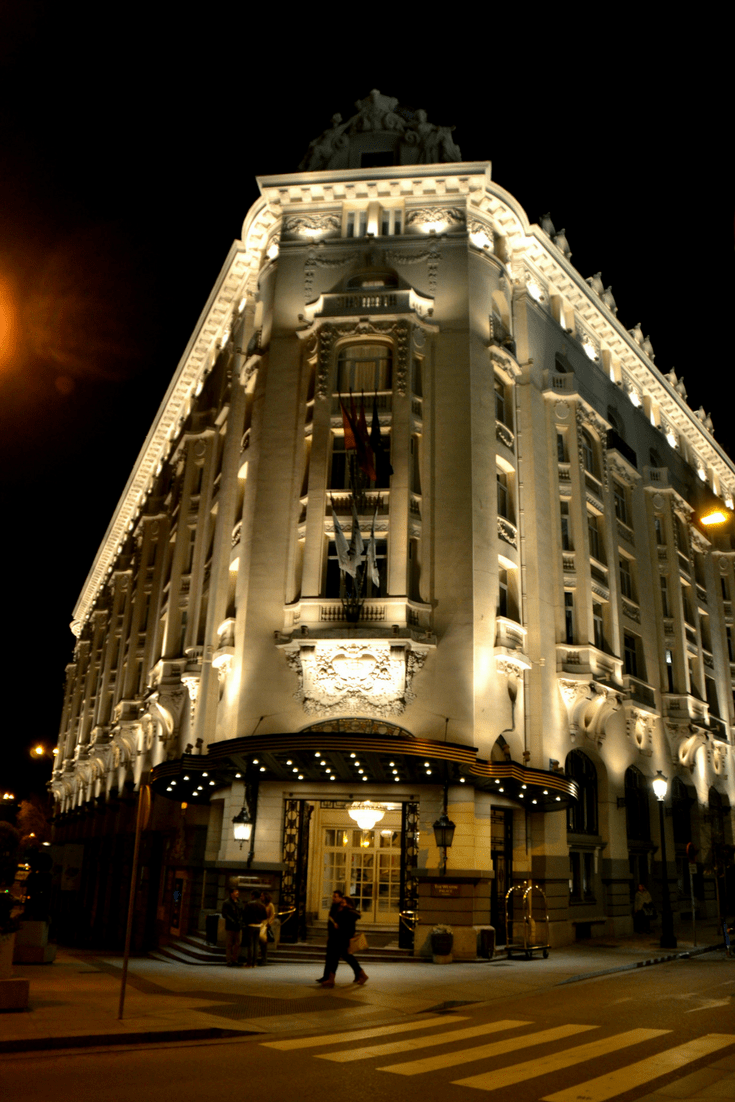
[624,632,639,677]
[564,591,575,643]
[560,501,571,550]
[619,554,634,600]
[613,481,629,525]
[566,749,598,835]
[325,538,387,598]
[593,603,604,650]
[588,512,602,562]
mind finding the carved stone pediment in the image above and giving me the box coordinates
[283,639,429,717]
[559,678,623,748]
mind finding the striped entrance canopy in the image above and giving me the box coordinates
[151,721,577,812]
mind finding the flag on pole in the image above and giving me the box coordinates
[366,500,380,589]
[348,496,365,573]
[330,497,356,576]
[340,397,357,451]
[356,393,377,481]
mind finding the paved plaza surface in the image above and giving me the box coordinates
[2,925,734,1102]
[1,922,729,1051]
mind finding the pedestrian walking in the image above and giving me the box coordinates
[222,886,243,967]
[259,891,277,965]
[319,891,368,987]
[242,889,267,968]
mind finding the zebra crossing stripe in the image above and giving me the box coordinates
[261,1013,469,1050]
[542,1032,735,1102]
[453,1028,669,1091]
[317,1019,532,1062]
[380,1023,597,1076]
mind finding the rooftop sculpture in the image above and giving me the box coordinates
[299,89,462,171]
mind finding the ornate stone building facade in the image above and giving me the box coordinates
[51,92,734,952]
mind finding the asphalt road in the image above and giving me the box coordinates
[3,957,734,1102]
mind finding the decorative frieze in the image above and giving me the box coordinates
[283,639,430,717]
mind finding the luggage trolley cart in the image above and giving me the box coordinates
[504,882,550,959]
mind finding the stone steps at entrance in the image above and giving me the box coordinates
[149,931,417,966]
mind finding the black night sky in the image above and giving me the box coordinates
[1,9,731,800]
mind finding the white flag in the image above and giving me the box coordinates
[347,496,365,574]
[367,501,380,588]
[331,498,356,576]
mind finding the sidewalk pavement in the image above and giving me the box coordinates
[1,923,729,1054]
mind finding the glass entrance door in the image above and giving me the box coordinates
[321,827,401,923]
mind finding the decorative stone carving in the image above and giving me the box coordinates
[283,640,429,716]
[284,213,341,238]
[181,674,200,729]
[712,740,728,777]
[405,206,465,230]
[624,705,656,756]
[664,720,708,770]
[143,685,187,745]
[559,678,622,747]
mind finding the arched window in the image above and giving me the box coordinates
[624,767,650,842]
[566,750,598,834]
[337,344,392,394]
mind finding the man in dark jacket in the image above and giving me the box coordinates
[242,889,267,968]
[320,893,368,987]
[222,886,243,966]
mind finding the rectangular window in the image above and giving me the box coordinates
[654,516,665,545]
[560,501,571,551]
[613,481,628,525]
[593,603,604,651]
[325,538,387,598]
[619,555,634,600]
[721,576,730,602]
[337,344,392,393]
[665,648,674,692]
[557,432,566,463]
[495,378,507,426]
[565,592,575,644]
[497,470,511,520]
[624,633,638,677]
[660,576,670,617]
[498,569,509,618]
[380,207,402,236]
[727,626,734,663]
[588,513,602,562]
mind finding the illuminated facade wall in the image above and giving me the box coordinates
[52,100,735,947]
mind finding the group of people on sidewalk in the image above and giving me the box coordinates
[222,888,278,968]
[222,885,367,985]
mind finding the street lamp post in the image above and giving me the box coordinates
[652,771,677,949]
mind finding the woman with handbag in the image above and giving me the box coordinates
[259,891,278,965]
[319,893,368,987]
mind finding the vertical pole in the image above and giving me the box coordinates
[658,798,677,949]
[118,781,150,1020]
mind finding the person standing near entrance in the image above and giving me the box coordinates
[222,886,244,967]
[319,892,368,987]
[242,889,267,968]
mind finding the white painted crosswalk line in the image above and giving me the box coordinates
[543,1033,735,1102]
[261,1013,470,1050]
[379,1024,598,1076]
[317,1019,532,1062]
[453,1028,669,1092]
